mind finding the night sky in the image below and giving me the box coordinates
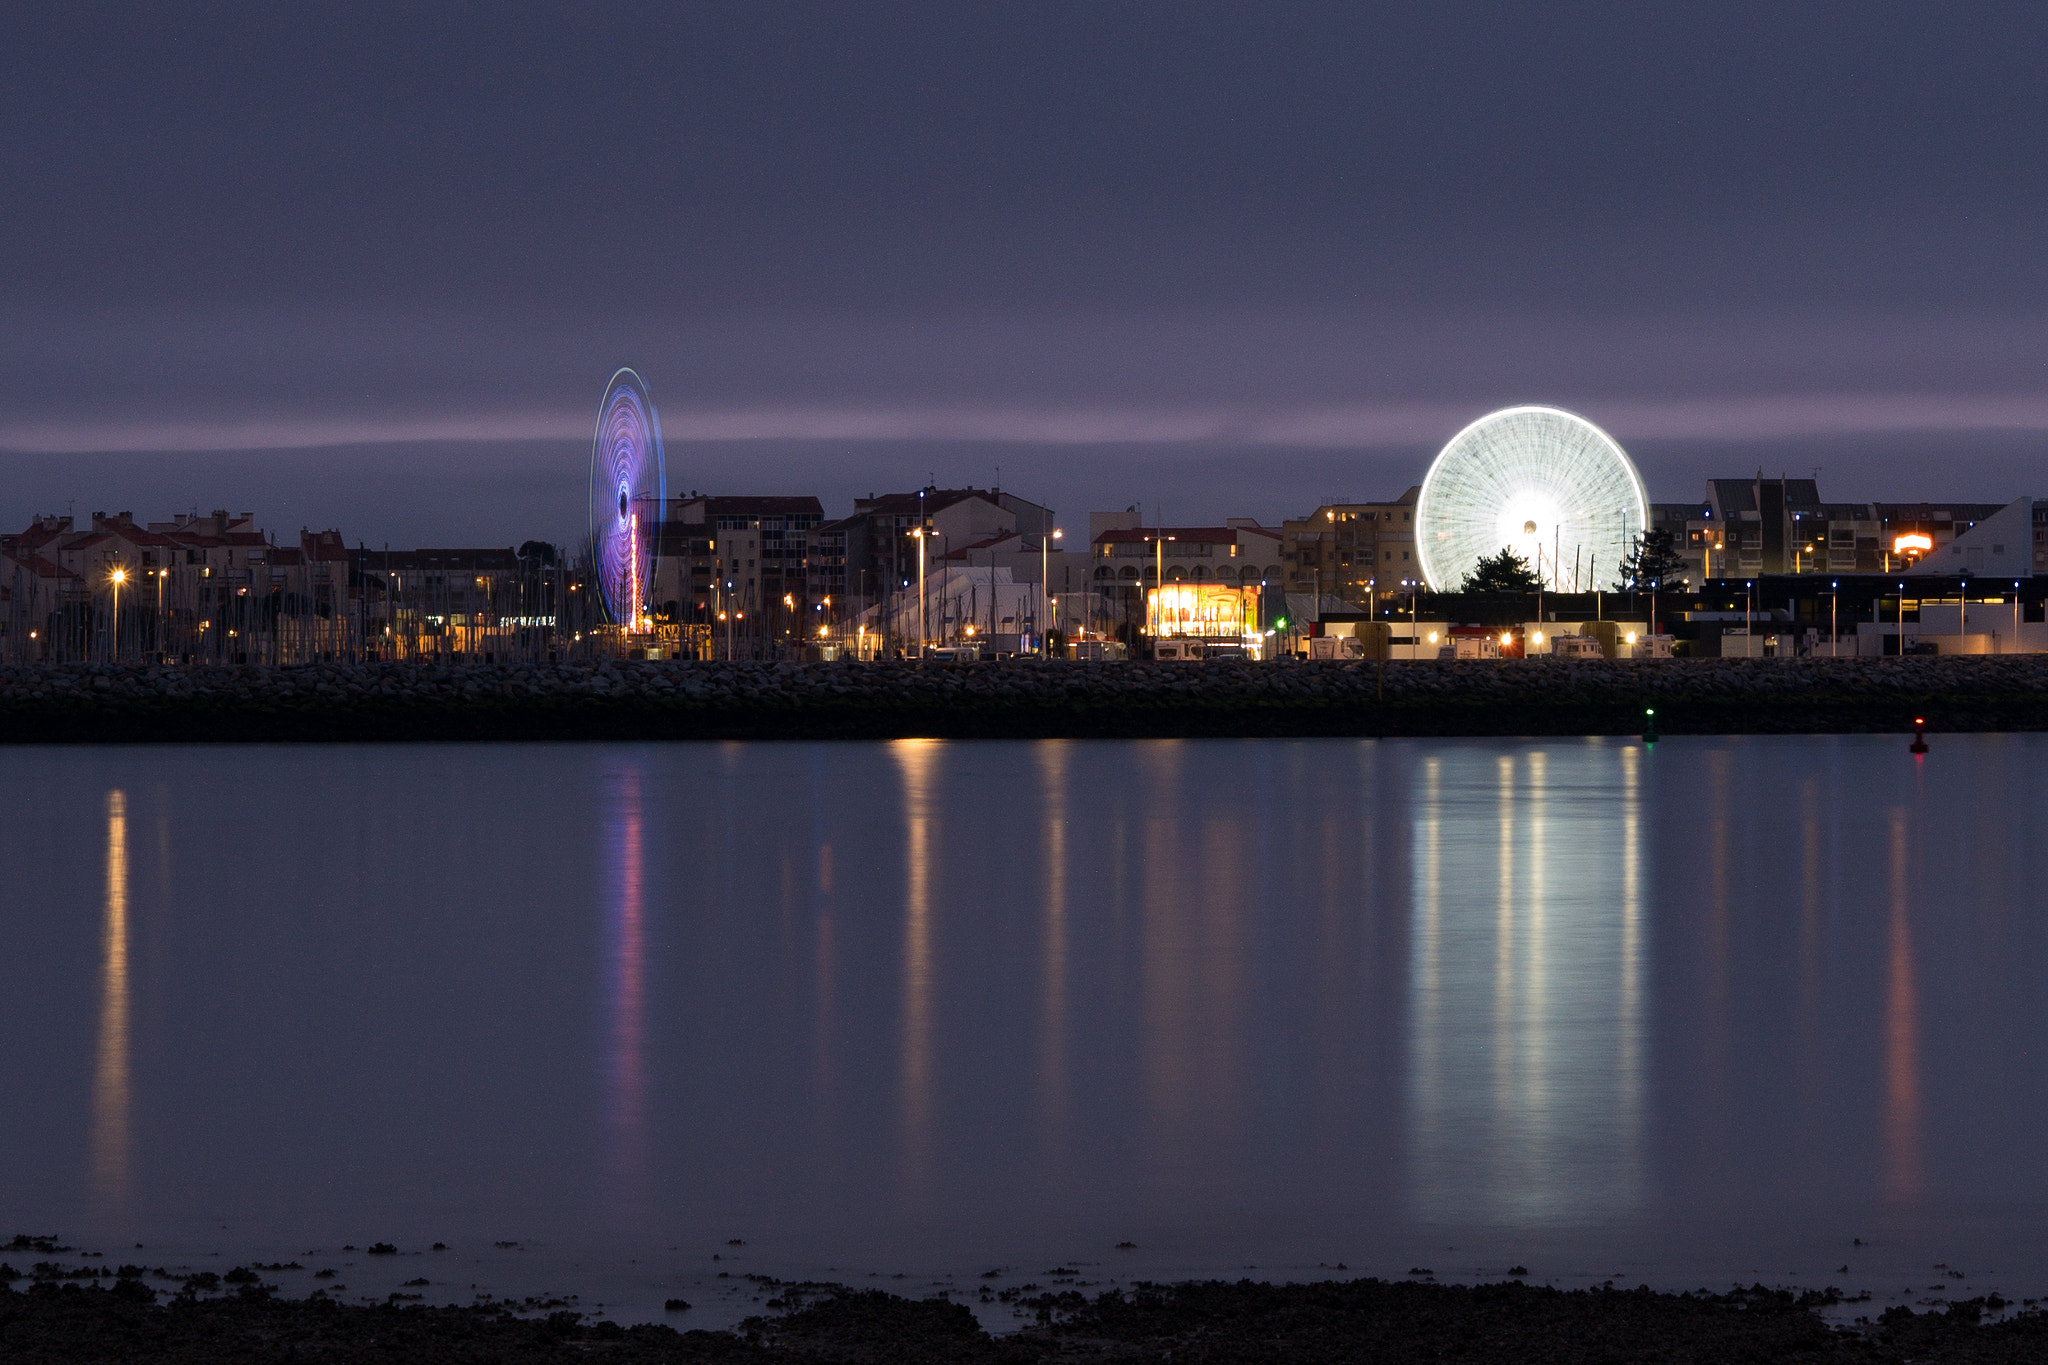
[6,3,2048,545]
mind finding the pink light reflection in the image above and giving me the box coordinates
[603,765,649,1217]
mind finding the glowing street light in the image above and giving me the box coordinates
[1041,527,1063,655]
[109,565,127,662]
[911,527,929,652]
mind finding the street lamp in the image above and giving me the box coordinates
[1144,532,1175,636]
[911,527,928,654]
[1042,527,1062,656]
[110,566,127,663]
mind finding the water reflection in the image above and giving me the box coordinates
[91,789,131,1207]
[602,765,648,1212]
[894,739,939,1192]
[1036,742,1070,1162]
[1797,778,1823,1122]
[1408,745,1646,1224]
[811,758,837,1152]
[15,736,2048,1307]
[1884,806,1922,1203]
[1616,744,1644,1203]
[1140,743,1197,1161]
[1134,741,1251,1186]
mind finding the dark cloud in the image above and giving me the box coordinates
[2,4,2045,542]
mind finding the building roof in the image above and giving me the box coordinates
[851,488,1001,519]
[1707,476,1824,516]
[89,516,181,548]
[1872,502,2010,523]
[1706,478,1756,515]
[1093,524,1280,546]
[1780,479,1822,512]
[1296,489,1419,514]
[358,548,524,572]
[939,531,1022,559]
[300,529,352,561]
[8,519,72,554]
[0,550,78,580]
[163,529,268,549]
[674,495,825,521]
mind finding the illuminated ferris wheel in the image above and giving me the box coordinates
[1413,406,1647,593]
[588,368,667,627]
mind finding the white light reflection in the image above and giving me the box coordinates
[91,789,131,1208]
[1408,744,1647,1224]
[893,739,940,1195]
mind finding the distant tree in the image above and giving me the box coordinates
[1613,529,1685,592]
[517,540,557,565]
[1461,547,1544,593]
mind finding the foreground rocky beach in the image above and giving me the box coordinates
[4,1274,2045,1363]
[0,655,2041,742]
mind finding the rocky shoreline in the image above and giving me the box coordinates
[3,1273,2043,1363]
[0,655,2042,743]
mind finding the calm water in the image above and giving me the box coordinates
[4,736,2047,1324]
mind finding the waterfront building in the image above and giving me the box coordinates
[935,530,1080,638]
[863,563,1039,653]
[356,546,543,659]
[1698,474,2010,578]
[653,494,825,655]
[1899,497,2036,581]
[1279,491,1418,605]
[0,510,356,662]
[1089,518,1282,643]
[827,487,1052,650]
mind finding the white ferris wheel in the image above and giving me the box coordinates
[1413,406,1648,593]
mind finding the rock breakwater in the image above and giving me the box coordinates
[0,655,2041,742]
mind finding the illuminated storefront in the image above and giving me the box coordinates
[1146,583,1261,641]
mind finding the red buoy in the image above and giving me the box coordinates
[1910,717,1928,754]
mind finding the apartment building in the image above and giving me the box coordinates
[654,495,826,635]
[1,510,356,661]
[820,487,1051,632]
[1278,489,1418,605]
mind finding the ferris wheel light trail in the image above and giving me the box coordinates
[1414,406,1648,593]
[589,369,667,627]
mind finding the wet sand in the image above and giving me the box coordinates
[5,1273,2046,1363]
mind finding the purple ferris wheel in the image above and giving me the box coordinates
[587,368,667,627]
